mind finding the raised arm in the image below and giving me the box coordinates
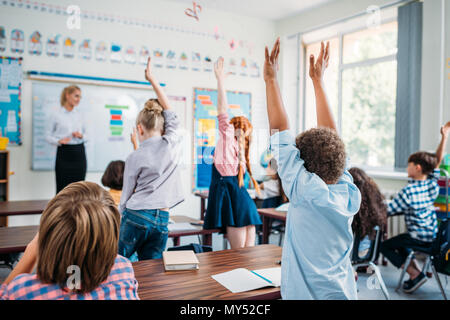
[264,38,289,134]
[214,57,228,115]
[145,57,171,110]
[435,121,450,168]
[309,41,336,131]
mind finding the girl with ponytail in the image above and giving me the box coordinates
[203,57,262,249]
[118,57,184,261]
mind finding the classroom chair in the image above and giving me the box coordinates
[352,226,390,300]
[395,218,448,300]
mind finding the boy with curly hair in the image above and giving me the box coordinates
[264,39,361,299]
[381,122,450,293]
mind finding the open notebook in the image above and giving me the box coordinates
[211,267,281,293]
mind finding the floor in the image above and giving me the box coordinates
[1,231,449,300]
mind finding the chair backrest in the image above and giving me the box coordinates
[432,218,450,275]
[351,226,382,264]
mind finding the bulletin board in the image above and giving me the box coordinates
[192,87,251,191]
[0,56,22,145]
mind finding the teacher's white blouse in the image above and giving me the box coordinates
[46,106,88,146]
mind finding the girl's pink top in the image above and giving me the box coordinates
[213,113,239,176]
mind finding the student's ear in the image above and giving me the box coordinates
[137,124,144,136]
[415,163,423,174]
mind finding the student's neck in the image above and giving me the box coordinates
[140,130,161,141]
[411,174,427,181]
[63,104,74,112]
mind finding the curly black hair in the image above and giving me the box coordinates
[349,167,387,239]
[295,127,346,184]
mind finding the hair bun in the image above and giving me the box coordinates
[144,99,163,113]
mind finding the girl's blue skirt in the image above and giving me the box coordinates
[204,164,262,232]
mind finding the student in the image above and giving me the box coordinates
[380,121,450,293]
[101,160,125,206]
[259,157,288,208]
[203,57,262,249]
[265,39,361,299]
[348,167,387,258]
[118,57,184,260]
[0,181,139,300]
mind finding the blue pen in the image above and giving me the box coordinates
[250,270,273,284]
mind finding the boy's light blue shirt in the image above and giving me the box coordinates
[270,130,361,300]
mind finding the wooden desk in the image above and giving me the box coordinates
[0,200,49,217]
[194,191,209,220]
[0,225,39,254]
[133,244,282,300]
[257,208,287,244]
[169,215,221,246]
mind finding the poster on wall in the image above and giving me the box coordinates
[124,46,136,64]
[11,29,24,54]
[0,56,22,145]
[78,39,92,60]
[63,37,76,58]
[46,35,60,57]
[239,58,248,77]
[250,61,260,78]
[110,43,122,63]
[192,88,251,191]
[166,50,176,69]
[203,55,213,72]
[139,46,150,65]
[153,49,163,67]
[0,27,6,52]
[28,31,42,55]
[95,41,108,61]
[179,52,188,70]
[228,58,237,75]
[192,52,201,71]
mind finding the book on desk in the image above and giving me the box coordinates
[162,250,199,271]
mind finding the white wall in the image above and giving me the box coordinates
[1,0,276,226]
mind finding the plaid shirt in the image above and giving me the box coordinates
[0,255,139,300]
[387,169,440,242]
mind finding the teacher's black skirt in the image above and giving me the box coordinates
[55,143,87,194]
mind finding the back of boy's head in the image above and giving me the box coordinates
[137,99,164,133]
[295,127,346,184]
[408,151,438,175]
[37,181,120,294]
[101,160,125,190]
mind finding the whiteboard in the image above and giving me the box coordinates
[31,80,187,172]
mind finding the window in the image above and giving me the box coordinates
[302,21,398,169]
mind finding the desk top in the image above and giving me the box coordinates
[257,208,287,221]
[0,200,49,217]
[132,244,282,300]
[169,215,220,237]
[0,225,39,254]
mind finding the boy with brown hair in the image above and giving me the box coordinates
[381,122,450,293]
[265,39,361,299]
[0,181,139,300]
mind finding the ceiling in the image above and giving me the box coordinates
[168,0,336,21]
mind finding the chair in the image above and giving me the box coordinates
[395,218,448,300]
[352,226,390,300]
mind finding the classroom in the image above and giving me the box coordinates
[0,0,449,305]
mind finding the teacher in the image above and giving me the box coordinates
[46,85,87,194]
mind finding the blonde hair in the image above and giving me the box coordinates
[136,99,164,133]
[37,181,120,294]
[60,85,81,106]
[229,116,260,195]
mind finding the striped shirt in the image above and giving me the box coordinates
[0,255,139,300]
[213,113,240,176]
[387,169,440,242]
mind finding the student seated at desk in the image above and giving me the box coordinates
[258,158,288,208]
[0,181,139,300]
[101,160,125,206]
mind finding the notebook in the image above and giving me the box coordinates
[211,267,281,293]
[275,202,289,211]
[162,250,199,271]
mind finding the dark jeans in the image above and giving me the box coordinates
[118,208,169,261]
[380,233,432,268]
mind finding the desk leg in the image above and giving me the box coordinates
[262,217,271,244]
[173,236,180,247]
[201,198,206,221]
[203,234,212,246]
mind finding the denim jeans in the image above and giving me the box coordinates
[118,208,169,261]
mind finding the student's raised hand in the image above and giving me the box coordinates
[264,38,280,82]
[309,41,329,84]
[144,57,153,82]
[214,57,228,81]
[440,121,450,138]
[130,127,138,150]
